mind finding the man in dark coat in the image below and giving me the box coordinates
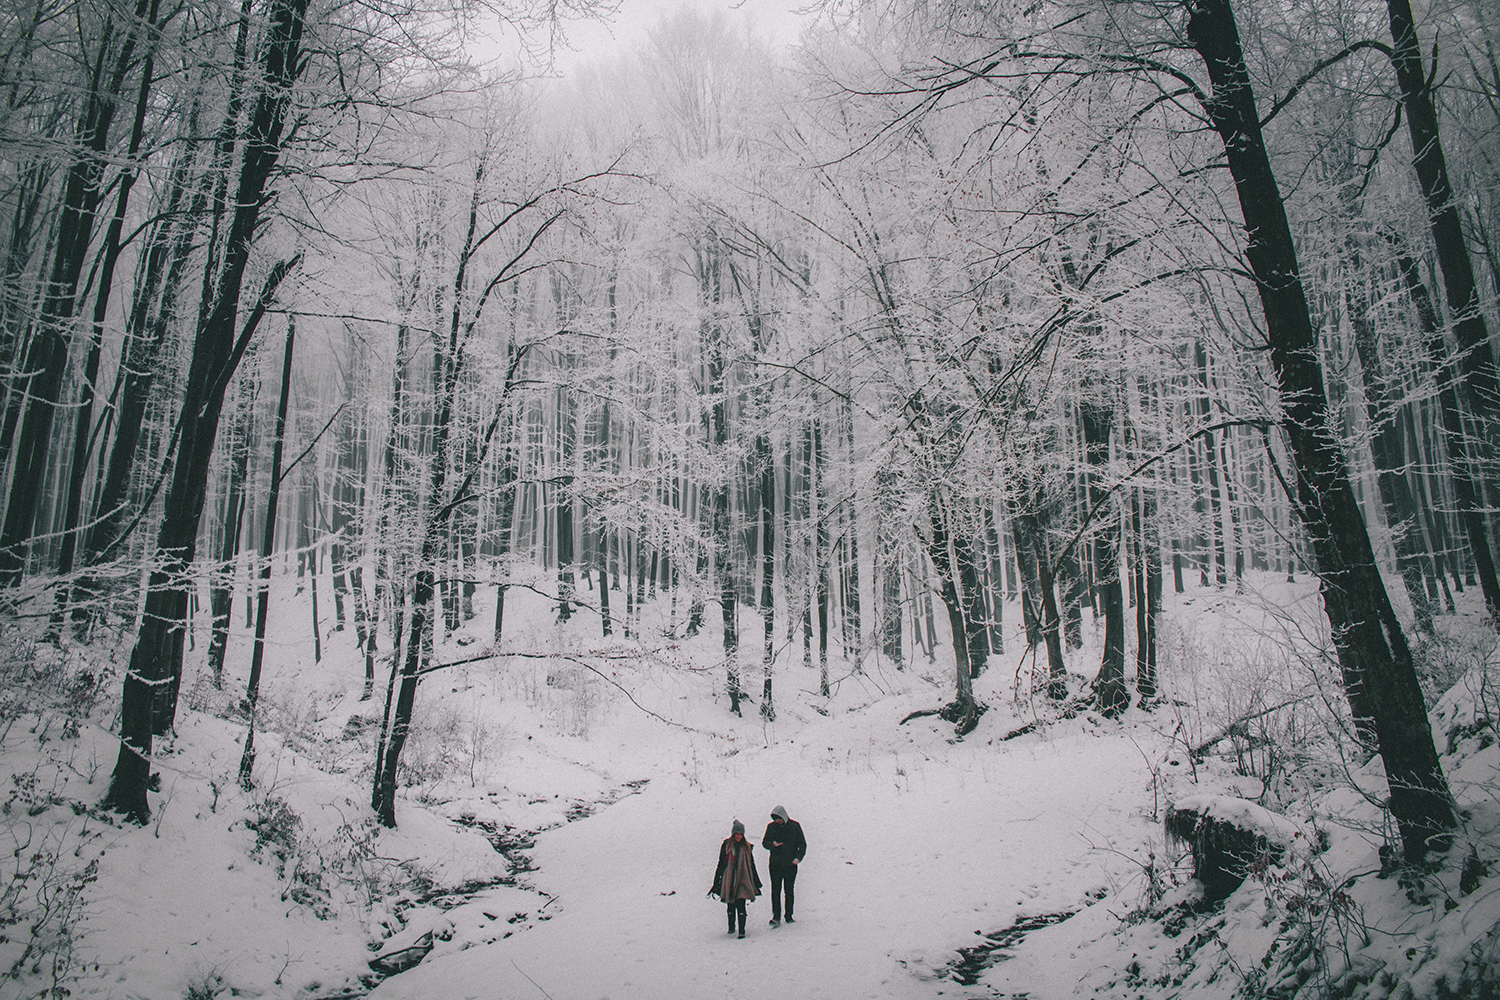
[762,805,806,926]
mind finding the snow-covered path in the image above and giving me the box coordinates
[369,700,1167,1000]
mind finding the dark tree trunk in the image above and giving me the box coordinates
[1188,0,1456,863]
[927,493,977,734]
[1196,342,1227,588]
[984,505,1005,657]
[1351,277,1435,634]
[1387,0,1500,483]
[759,434,775,721]
[1082,400,1127,717]
[556,478,575,622]
[53,10,161,614]
[1139,484,1161,703]
[1011,513,1045,649]
[597,523,612,637]
[206,378,254,687]
[814,418,829,697]
[1389,243,1500,621]
[877,466,903,668]
[0,6,149,584]
[102,0,309,823]
[1059,543,1084,649]
[239,317,295,789]
[953,507,989,678]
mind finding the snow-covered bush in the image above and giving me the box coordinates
[245,794,334,920]
[0,813,99,997]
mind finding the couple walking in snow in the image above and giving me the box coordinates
[710,806,806,938]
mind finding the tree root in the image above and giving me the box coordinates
[898,701,987,736]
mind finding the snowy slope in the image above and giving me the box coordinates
[4,568,1498,999]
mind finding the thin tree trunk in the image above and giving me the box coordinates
[984,504,1005,657]
[1351,274,1436,634]
[1387,0,1500,493]
[53,7,161,611]
[878,466,904,668]
[1196,341,1227,588]
[206,378,254,687]
[1390,242,1500,620]
[239,317,295,789]
[760,433,775,721]
[927,491,977,734]
[1082,400,1127,717]
[0,3,151,584]
[814,418,829,697]
[953,505,989,678]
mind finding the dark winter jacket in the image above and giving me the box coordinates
[712,837,762,901]
[762,817,806,871]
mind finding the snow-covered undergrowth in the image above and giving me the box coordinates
[0,568,1497,999]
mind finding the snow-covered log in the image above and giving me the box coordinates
[1166,795,1308,901]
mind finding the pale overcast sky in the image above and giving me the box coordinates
[477,0,821,77]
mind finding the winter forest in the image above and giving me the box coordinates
[5,0,1500,996]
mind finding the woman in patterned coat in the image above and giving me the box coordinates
[710,819,761,938]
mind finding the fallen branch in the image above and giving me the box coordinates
[1191,692,1315,758]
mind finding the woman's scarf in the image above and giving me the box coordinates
[719,839,759,902]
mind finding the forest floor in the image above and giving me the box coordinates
[2,566,1499,999]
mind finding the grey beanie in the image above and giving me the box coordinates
[732,819,745,835]
[771,805,789,822]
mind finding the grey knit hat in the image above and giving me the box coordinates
[732,819,745,835]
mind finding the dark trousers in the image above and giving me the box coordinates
[770,864,797,920]
[726,899,746,933]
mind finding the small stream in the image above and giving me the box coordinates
[321,778,650,997]
[945,910,1077,987]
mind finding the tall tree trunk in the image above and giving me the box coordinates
[597,522,612,637]
[814,418,829,697]
[1083,400,1127,717]
[1196,341,1227,587]
[0,4,150,584]
[1011,510,1045,651]
[953,504,989,678]
[984,504,1005,658]
[103,0,307,821]
[1387,0,1500,501]
[239,317,295,789]
[1188,0,1456,863]
[1351,276,1436,634]
[101,0,308,822]
[206,378,255,686]
[1138,482,1161,703]
[53,6,162,613]
[927,491,978,735]
[877,466,904,668]
[1389,242,1500,621]
[759,433,775,721]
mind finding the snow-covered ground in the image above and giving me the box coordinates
[3,567,1498,999]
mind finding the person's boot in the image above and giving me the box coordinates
[737,912,746,938]
[727,911,736,934]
